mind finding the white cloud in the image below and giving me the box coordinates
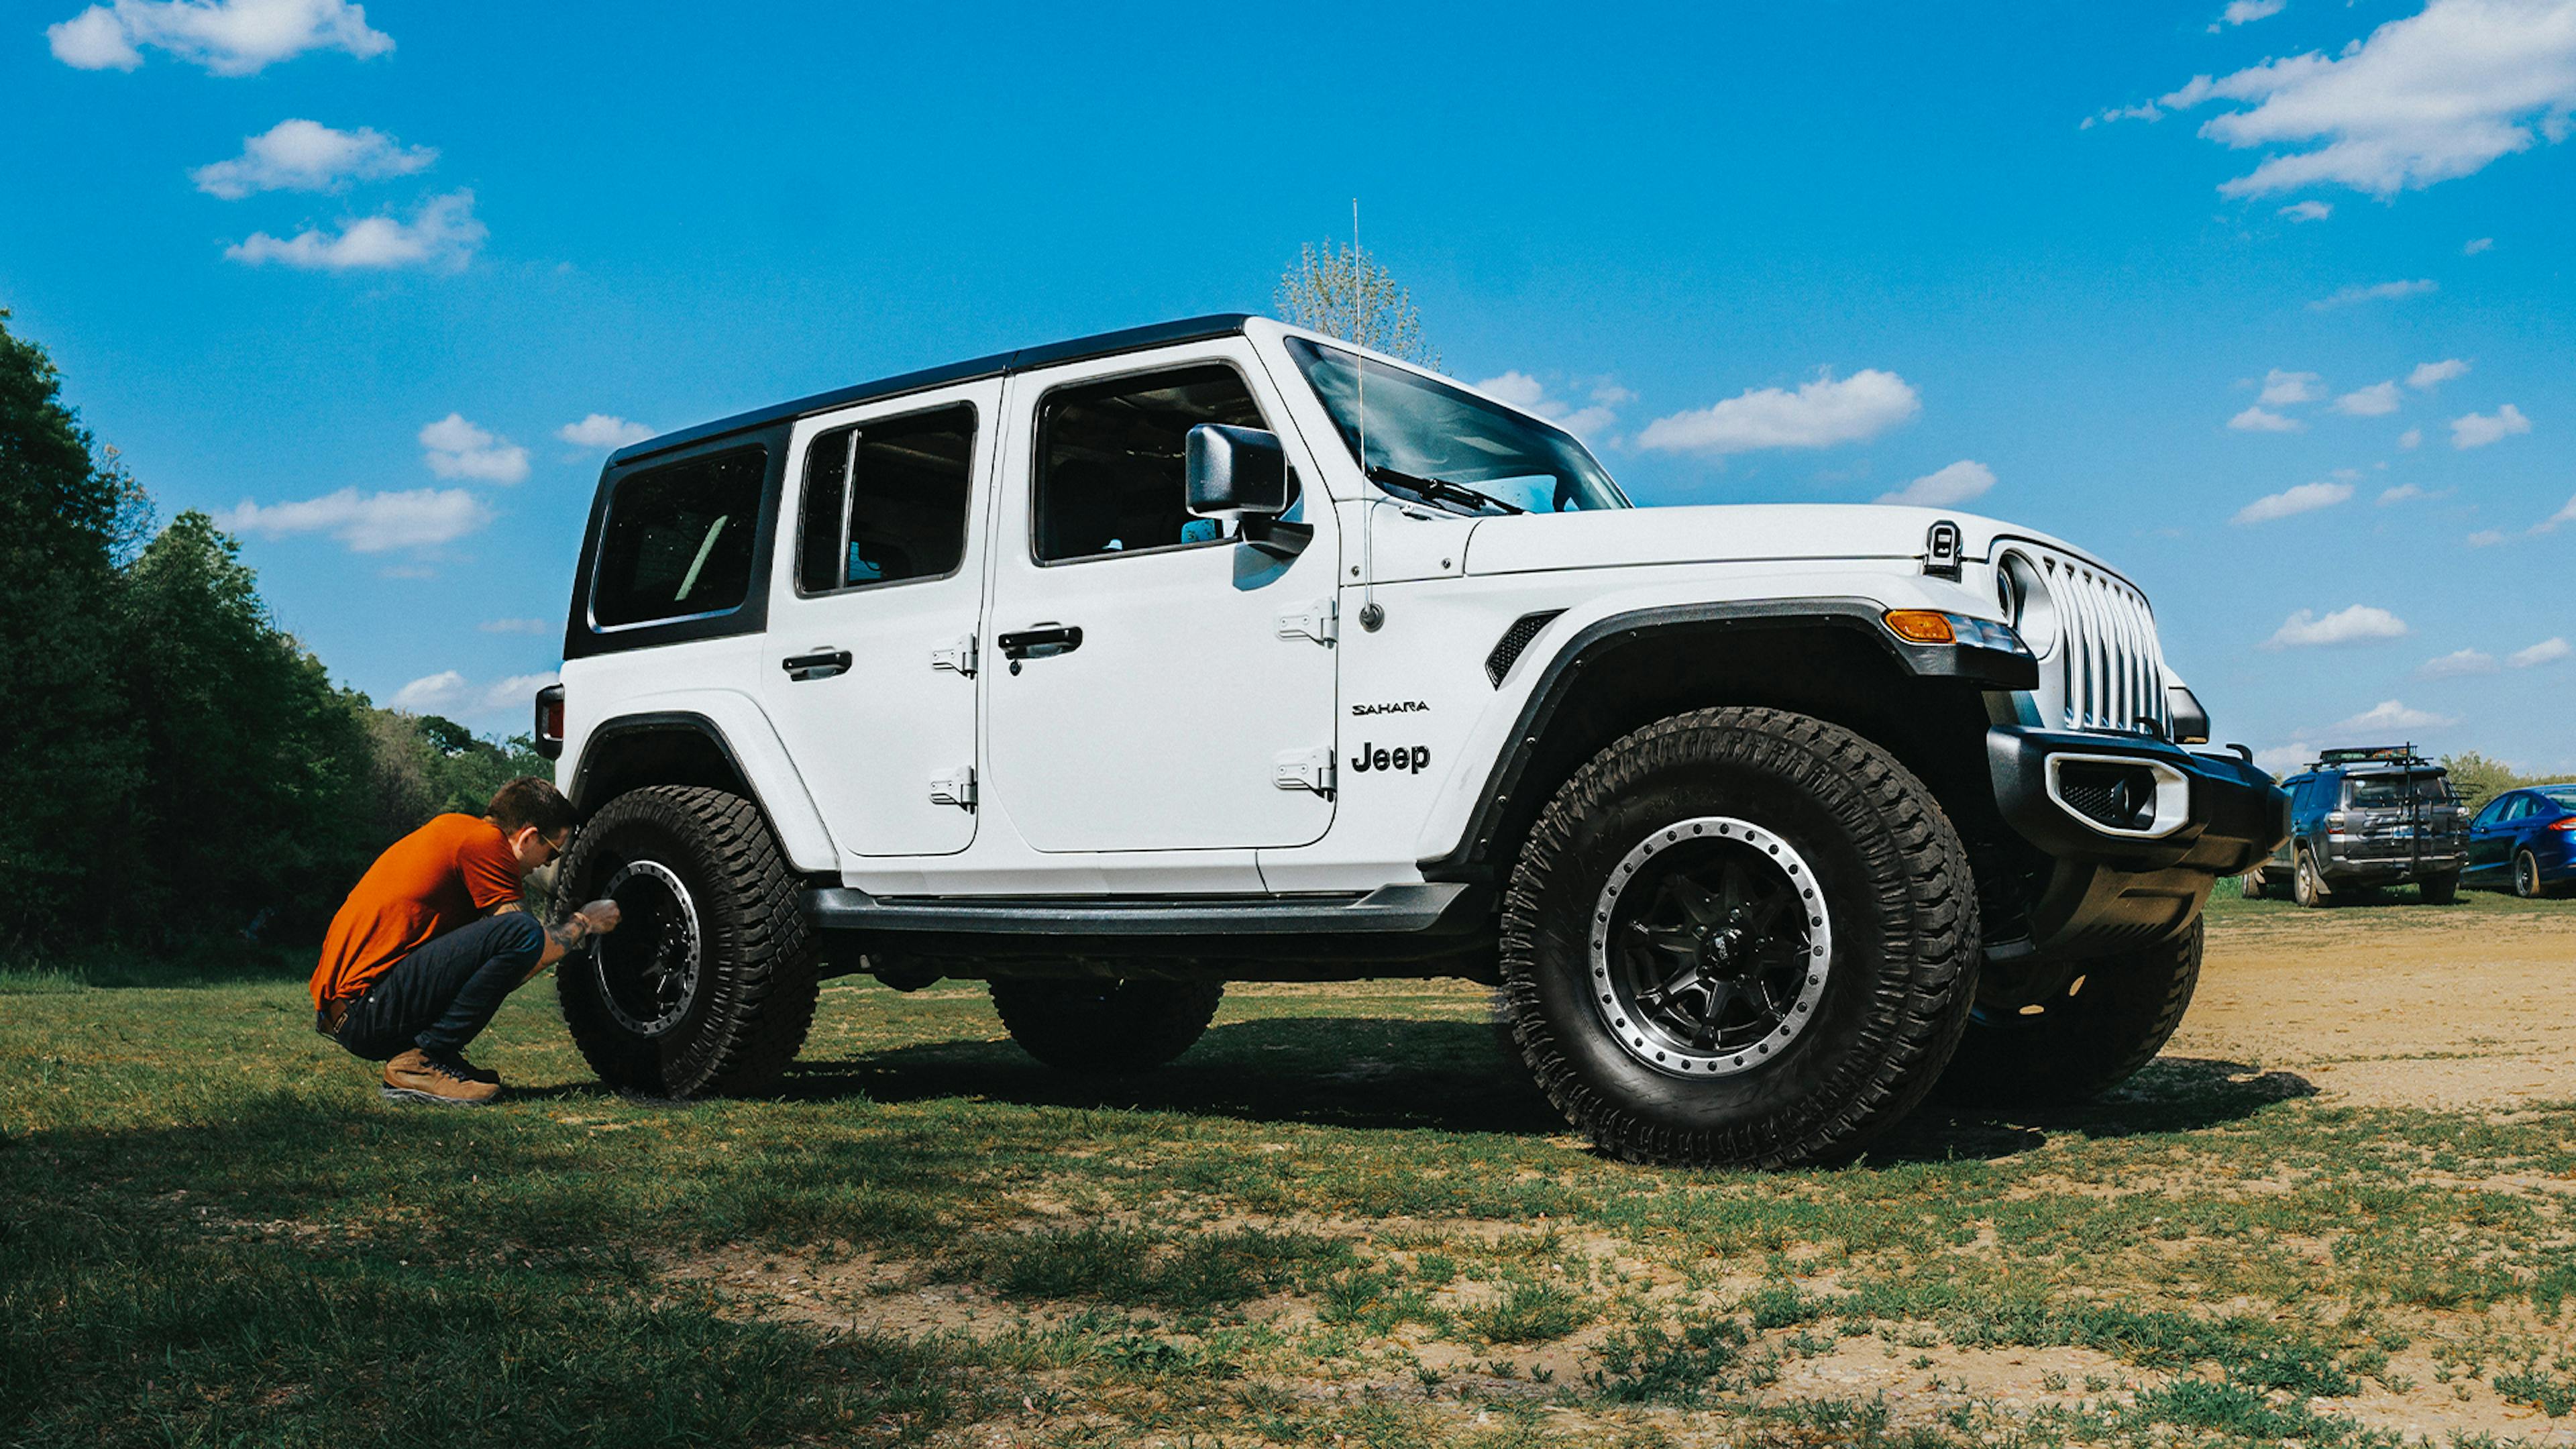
[419,413,529,484]
[2229,405,2304,433]
[1876,460,1996,506]
[2379,484,2427,504]
[2147,0,2576,198]
[2421,647,2500,676]
[478,617,551,635]
[213,486,491,553]
[1636,368,1919,455]
[48,0,392,75]
[2467,528,2508,546]
[2399,427,2424,449]
[390,669,559,720]
[2331,699,2459,734]
[2408,358,2471,388]
[2220,0,2289,24]
[2334,381,2404,416]
[2277,199,2333,220]
[2259,368,2325,405]
[2464,235,2496,253]
[2310,278,2438,310]
[2265,603,2410,647]
[2450,402,2531,447]
[191,119,432,199]
[1471,372,1623,437]
[2534,492,2576,532]
[2235,480,2353,523]
[2254,741,2315,775]
[557,414,655,449]
[225,189,483,273]
[2511,637,2572,667]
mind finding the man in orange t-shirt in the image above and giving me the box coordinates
[313,777,620,1106]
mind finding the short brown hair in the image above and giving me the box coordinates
[487,777,576,838]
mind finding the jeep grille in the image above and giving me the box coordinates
[2008,545,2170,737]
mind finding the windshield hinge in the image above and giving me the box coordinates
[1275,598,1338,645]
[1923,520,1964,580]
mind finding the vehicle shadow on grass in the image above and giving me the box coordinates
[781,1017,2317,1161]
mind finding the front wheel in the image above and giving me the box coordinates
[990,977,1224,1073]
[1937,920,2202,1106]
[1498,707,1978,1169]
[553,786,819,1097]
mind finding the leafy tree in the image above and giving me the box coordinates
[0,309,146,942]
[2440,751,2568,807]
[1275,241,1439,367]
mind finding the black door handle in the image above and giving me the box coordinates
[996,625,1083,661]
[782,649,852,682]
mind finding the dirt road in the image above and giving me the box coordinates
[2176,905,2576,1107]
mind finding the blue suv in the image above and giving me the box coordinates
[2464,784,2576,898]
[2247,747,2468,907]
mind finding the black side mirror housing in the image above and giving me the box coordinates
[1185,425,1290,523]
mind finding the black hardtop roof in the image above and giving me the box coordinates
[607,313,1256,467]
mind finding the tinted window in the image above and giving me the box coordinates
[591,447,766,628]
[2473,797,2511,828]
[796,405,976,593]
[1034,366,1265,563]
[2502,796,2537,822]
[2348,774,2453,808]
[2540,786,2576,811]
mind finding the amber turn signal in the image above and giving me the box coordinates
[1881,609,1957,645]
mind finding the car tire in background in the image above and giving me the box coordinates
[2419,870,2460,906]
[553,785,820,1097]
[989,977,1225,1072]
[1497,706,1976,1169]
[2293,848,2332,908]
[2516,849,2548,900]
[1937,920,2202,1106]
[2239,867,2269,900]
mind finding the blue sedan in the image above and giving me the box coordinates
[2464,784,2576,898]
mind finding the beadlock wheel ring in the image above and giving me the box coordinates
[596,859,702,1038]
[1587,816,1834,1079]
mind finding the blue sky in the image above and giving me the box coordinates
[7,0,2571,770]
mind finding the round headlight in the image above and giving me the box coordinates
[1996,550,2060,659]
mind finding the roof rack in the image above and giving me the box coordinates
[2308,743,2440,771]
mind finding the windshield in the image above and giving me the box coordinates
[2347,775,2453,808]
[1283,337,1629,516]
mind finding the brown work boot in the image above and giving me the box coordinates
[382,1048,501,1106]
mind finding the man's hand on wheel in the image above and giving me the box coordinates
[575,899,623,934]
[535,898,625,971]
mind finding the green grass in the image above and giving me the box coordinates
[6,934,2575,1446]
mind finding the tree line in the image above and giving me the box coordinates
[0,310,543,959]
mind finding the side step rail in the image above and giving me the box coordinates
[800,881,1477,936]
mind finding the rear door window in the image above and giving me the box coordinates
[591,446,767,628]
[796,405,977,593]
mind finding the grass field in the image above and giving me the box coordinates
[6,888,2575,1448]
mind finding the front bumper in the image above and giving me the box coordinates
[1986,727,2292,958]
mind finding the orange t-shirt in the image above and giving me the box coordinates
[311,814,526,1007]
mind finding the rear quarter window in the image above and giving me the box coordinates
[590,446,768,628]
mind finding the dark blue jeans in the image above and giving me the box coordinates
[331,912,547,1060]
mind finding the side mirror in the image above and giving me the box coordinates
[1185,425,1289,523]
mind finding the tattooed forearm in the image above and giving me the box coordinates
[533,898,623,970]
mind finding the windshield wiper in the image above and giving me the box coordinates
[1365,465,1525,516]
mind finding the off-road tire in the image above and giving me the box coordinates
[2419,870,2461,906]
[989,977,1224,1073]
[2292,848,2331,908]
[554,786,818,1097]
[1497,706,1978,1169]
[1936,920,2202,1106]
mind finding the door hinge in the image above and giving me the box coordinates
[1275,598,1337,645]
[1273,746,1335,795]
[930,635,978,677]
[928,765,977,810]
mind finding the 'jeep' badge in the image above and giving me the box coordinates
[1348,743,1430,775]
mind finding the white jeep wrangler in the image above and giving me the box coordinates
[536,314,2289,1168]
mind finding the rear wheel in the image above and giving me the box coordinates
[989,977,1224,1073]
[1498,706,1976,1169]
[2293,848,2332,908]
[1937,921,2202,1105]
[554,786,818,1097]
[2419,870,2460,905]
[2516,849,2546,900]
[2238,867,2269,900]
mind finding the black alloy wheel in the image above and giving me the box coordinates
[2516,849,2545,900]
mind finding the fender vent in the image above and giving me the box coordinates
[1485,610,1566,686]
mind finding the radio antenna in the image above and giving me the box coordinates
[1353,197,1385,633]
